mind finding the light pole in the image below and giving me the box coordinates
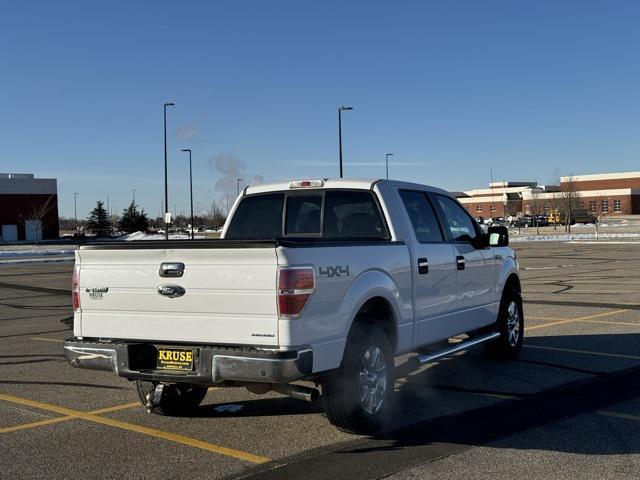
[385,153,394,180]
[338,106,353,178]
[163,101,175,240]
[182,148,194,239]
[236,178,242,196]
[73,193,78,235]
[132,189,136,205]
[106,195,110,215]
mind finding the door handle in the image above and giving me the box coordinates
[417,258,429,274]
[456,255,465,271]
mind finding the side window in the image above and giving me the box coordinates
[436,194,478,242]
[225,193,284,239]
[324,191,387,239]
[399,190,444,242]
[285,195,322,235]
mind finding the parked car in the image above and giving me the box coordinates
[64,178,523,434]
[548,209,596,225]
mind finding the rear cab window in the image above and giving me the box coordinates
[225,189,389,241]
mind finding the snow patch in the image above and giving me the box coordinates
[511,232,640,242]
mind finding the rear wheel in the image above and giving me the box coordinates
[321,325,394,434]
[485,287,524,360]
[135,381,208,416]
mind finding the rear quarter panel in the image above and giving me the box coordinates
[277,243,412,372]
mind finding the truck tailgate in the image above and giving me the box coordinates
[75,245,279,345]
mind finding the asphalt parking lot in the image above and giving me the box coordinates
[1,242,640,479]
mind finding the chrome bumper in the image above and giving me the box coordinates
[64,344,118,373]
[63,338,312,385]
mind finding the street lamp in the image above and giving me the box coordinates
[182,148,194,240]
[385,153,394,180]
[338,106,353,178]
[236,178,243,196]
[73,193,78,235]
[132,189,136,205]
[163,101,175,240]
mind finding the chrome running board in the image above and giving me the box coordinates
[417,331,500,364]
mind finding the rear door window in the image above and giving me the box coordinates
[324,191,388,239]
[285,195,322,235]
[225,193,284,239]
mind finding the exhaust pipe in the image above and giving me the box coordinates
[273,384,319,403]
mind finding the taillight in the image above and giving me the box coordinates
[278,267,315,317]
[72,265,80,311]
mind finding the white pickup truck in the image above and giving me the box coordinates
[64,178,522,434]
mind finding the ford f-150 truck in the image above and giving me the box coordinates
[64,178,523,434]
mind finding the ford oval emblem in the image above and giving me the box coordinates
[157,284,186,298]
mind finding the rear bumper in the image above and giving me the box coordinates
[63,338,313,385]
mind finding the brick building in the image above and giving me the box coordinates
[455,181,559,218]
[522,172,640,216]
[0,173,59,242]
[456,171,640,218]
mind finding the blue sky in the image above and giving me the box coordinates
[1,1,639,218]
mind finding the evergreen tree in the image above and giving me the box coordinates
[118,202,149,234]
[86,200,112,237]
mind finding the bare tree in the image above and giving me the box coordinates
[548,193,560,230]
[20,194,57,245]
[560,175,581,234]
[591,194,607,240]
[528,188,542,235]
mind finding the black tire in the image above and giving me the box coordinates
[485,287,524,360]
[135,381,208,416]
[321,325,394,434]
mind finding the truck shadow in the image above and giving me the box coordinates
[196,395,324,418]
[352,331,640,457]
[204,332,640,459]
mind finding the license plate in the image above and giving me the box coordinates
[156,347,194,371]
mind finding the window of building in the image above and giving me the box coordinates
[475,205,482,213]
[602,200,609,214]
[614,199,622,213]
[589,200,596,213]
[489,205,497,212]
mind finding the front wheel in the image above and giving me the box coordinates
[321,325,394,434]
[135,381,208,416]
[485,288,524,360]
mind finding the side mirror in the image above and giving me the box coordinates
[472,233,490,249]
[488,225,509,247]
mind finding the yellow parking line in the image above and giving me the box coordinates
[527,315,564,321]
[525,318,577,331]
[524,344,640,361]
[30,337,64,343]
[598,410,640,422]
[0,393,269,464]
[89,402,140,415]
[0,416,75,434]
[576,319,640,328]
[0,402,139,435]
[525,309,628,332]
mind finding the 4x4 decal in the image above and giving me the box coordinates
[319,265,350,278]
